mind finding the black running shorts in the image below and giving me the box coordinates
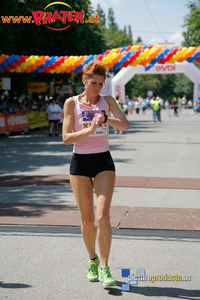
[70,151,115,178]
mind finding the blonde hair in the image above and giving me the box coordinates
[83,60,108,80]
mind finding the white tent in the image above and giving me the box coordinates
[111,61,200,103]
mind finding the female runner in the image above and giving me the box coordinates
[62,60,129,287]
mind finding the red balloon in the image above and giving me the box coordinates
[97,54,103,60]
[20,55,26,63]
[15,58,21,65]
[10,62,17,68]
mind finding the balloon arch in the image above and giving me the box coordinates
[1,44,200,101]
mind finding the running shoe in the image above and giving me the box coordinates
[87,255,99,282]
[99,266,116,287]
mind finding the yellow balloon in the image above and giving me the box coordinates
[50,69,55,74]
[21,63,27,70]
[139,53,145,60]
[65,59,71,66]
[132,60,138,66]
[102,57,108,64]
[16,66,21,73]
[56,66,61,73]
[25,58,32,66]
[144,49,150,55]
[176,51,182,58]
[61,63,66,71]
[182,47,188,54]
[136,57,141,63]
[69,56,75,63]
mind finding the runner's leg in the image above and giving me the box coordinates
[94,171,116,267]
[70,175,96,259]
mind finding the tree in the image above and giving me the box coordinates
[108,8,116,27]
[105,25,132,48]
[135,36,143,45]
[173,74,193,99]
[96,4,106,26]
[182,0,200,47]
[128,25,132,39]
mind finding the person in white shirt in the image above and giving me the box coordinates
[165,100,169,109]
[47,97,62,136]
[187,100,193,109]
[182,95,187,109]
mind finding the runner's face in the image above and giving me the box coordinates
[85,75,104,95]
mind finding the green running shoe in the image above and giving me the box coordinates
[87,255,99,282]
[99,266,116,287]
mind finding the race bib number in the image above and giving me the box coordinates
[82,110,107,136]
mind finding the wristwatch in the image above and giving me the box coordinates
[103,114,108,123]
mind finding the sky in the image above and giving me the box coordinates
[90,0,190,47]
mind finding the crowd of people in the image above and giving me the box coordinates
[0,94,65,116]
[114,94,199,120]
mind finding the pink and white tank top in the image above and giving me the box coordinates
[73,94,110,154]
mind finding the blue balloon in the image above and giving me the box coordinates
[2,62,7,68]
[6,57,12,65]
[187,57,193,63]
[158,52,164,59]
[121,56,127,62]
[194,51,200,59]
[36,67,41,73]
[41,63,46,69]
[151,58,156,64]
[45,59,51,66]
[10,54,16,63]
[164,48,169,55]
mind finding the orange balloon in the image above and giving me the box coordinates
[35,59,42,67]
[1,54,6,62]
[65,66,71,73]
[25,66,31,73]
[30,64,37,70]
[40,56,45,63]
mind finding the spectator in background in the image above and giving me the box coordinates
[182,95,187,109]
[151,97,161,122]
[164,100,170,109]
[141,98,147,114]
[1,97,7,114]
[146,96,150,108]
[134,98,140,114]
[47,97,62,136]
[172,97,178,117]
[114,95,125,134]
[188,99,193,109]
[123,102,128,116]
[125,95,129,104]
[194,101,199,118]
[127,98,134,115]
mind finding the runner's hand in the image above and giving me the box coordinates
[89,113,102,134]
